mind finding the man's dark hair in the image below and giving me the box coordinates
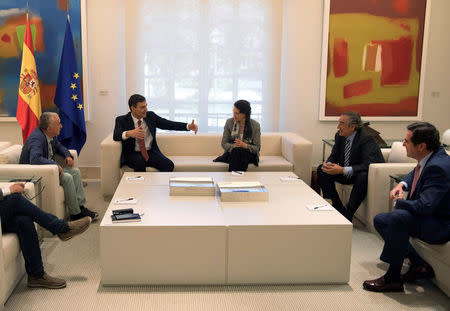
[128,94,146,110]
[342,111,363,130]
[407,122,440,152]
[234,99,253,139]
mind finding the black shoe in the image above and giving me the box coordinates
[401,263,435,282]
[70,211,85,221]
[80,206,99,221]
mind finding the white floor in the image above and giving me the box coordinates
[4,182,450,311]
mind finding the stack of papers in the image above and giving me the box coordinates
[169,177,215,196]
[217,181,268,202]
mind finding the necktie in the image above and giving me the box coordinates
[137,120,149,161]
[409,163,421,197]
[344,139,351,167]
[48,141,53,160]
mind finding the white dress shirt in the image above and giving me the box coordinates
[122,114,154,152]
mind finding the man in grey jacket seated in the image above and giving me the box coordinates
[0,183,91,288]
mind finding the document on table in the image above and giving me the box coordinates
[114,198,138,205]
[280,176,302,182]
[126,176,144,181]
[306,203,333,211]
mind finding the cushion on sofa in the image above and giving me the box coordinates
[387,142,415,163]
[1,234,21,269]
[0,145,22,164]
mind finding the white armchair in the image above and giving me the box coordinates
[0,144,79,221]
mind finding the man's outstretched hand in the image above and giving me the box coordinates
[188,119,198,134]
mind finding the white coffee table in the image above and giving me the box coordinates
[100,172,352,285]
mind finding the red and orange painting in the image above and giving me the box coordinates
[319,0,429,120]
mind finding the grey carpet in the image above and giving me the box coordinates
[5,182,450,310]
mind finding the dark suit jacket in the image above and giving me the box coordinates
[327,128,384,175]
[19,127,72,165]
[113,111,188,167]
[397,148,450,222]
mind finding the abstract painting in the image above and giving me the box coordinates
[319,0,430,120]
[0,0,86,119]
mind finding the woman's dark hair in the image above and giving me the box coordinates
[234,99,252,139]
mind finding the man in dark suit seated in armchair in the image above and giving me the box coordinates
[113,94,198,172]
[19,112,98,221]
[363,122,450,292]
[317,111,384,221]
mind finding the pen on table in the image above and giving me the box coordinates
[314,205,328,209]
[233,190,249,192]
[116,198,134,202]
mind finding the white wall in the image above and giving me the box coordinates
[1,0,449,168]
[280,0,450,166]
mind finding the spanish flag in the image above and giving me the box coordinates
[17,14,41,143]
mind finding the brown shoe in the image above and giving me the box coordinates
[363,276,404,292]
[58,216,91,241]
[28,272,66,289]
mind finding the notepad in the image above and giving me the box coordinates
[280,176,302,182]
[306,204,333,211]
[114,198,138,205]
[126,176,144,181]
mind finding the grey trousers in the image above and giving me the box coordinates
[59,167,86,215]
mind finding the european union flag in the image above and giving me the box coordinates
[54,17,86,155]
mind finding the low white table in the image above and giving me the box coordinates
[100,172,352,285]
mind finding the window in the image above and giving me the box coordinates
[126,0,281,132]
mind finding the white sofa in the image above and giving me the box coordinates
[0,144,79,222]
[0,182,36,306]
[335,142,449,296]
[101,132,313,197]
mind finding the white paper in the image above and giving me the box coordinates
[306,203,333,211]
[280,176,302,182]
[114,198,138,205]
[126,176,144,181]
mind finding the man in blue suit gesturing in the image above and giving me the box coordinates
[113,94,198,172]
[364,122,450,292]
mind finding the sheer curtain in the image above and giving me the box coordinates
[125,0,281,132]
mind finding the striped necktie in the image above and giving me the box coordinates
[344,139,351,167]
[137,120,149,161]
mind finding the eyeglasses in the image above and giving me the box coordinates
[22,177,45,202]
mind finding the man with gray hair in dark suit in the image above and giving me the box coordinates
[317,111,384,221]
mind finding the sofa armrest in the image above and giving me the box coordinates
[54,150,79,168]
[365,163,416,232]
[101,133,122,197]
[281,133,313,185]
[0,164,63,218]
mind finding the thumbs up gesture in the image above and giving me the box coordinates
[188,119,198,134]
